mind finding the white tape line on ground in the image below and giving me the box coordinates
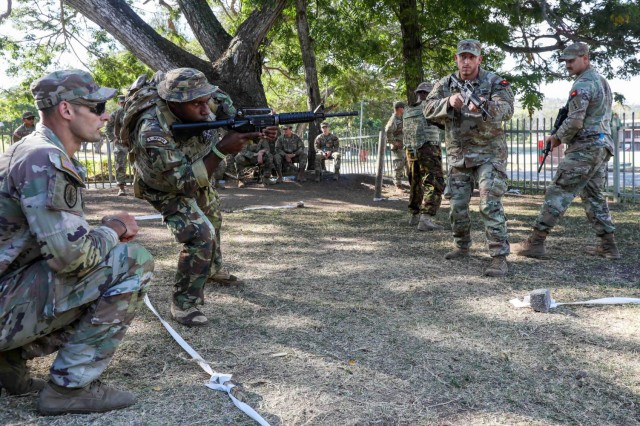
[510,296,640,309]
[144,295,270,426]
[135,201,304,221]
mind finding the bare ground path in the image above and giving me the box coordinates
[3,175,639,425]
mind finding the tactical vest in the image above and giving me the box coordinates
[403,104,440,150]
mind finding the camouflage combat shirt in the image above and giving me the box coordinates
[555,66,613,154]
[314,133,340,152]
[0,125,120,310]
[385,114,404,146]
[275,133,305,156]
[423,68,514,169]
[105,106,125,144]
[12,124,36,143]
[239,138,271,158]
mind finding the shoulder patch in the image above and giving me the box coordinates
[569,90,578,98]
[499,79,510,87]
[147,135,169,145]
[64,183,78,208]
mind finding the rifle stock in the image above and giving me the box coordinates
[537,105,569,174]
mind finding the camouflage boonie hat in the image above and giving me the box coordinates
[456,39,481,56]
[31,69,117,110]
[414,82,434,93]
[157,68,218,102]
[393,101,406,109]
[559,42,589,60]
[22,111,35,119]
[321,122,329,128]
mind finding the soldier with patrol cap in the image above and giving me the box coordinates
[234,136,274,187]
[0,69,155,414]
[105,94,129,195]
[129,67,277,326]
[515,42,620,260]
[385,101,406,190]
[275,124,308,182]
[12,111,37,143]
[404,82,445,230]
[314,121,341,182]
[424,39,514,277]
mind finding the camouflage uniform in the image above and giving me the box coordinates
[130,68,235,310]
[424,64,514,257]
[532,66,615,236]
[314,129,341,178]
[12,123,36,143]
[105,106,128,186]
[403,101,444,216]
[234,138,274,181]
[275,132,308,176]
[0,71,154,389]
[385,111,405,186]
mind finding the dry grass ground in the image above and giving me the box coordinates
[2,174,639,425]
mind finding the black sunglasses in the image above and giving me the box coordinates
[68,101,106,116]
[24,117,35,120]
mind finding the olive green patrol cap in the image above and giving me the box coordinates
[22,111,35,119]
[558,42,589,60]
[321,122,329,128]
[414,82,434,93]
[158,68,218,102]
[456,39,482,56]
[31,69,117,110]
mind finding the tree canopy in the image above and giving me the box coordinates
[1,0,639,124]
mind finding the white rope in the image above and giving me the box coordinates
[144,294,270,426]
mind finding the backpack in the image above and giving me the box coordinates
[117,73,163,150]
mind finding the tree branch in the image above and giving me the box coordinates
[63,0,210,72]
[0,0,11,24]
[177,0,231,62]
[234,0,288,53]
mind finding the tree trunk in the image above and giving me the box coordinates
[395,0,423,105]
[64,0,287,107]
[295,0,322,170]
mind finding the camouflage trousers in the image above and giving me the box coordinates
[314,151,341,174]
[446,161,510,257]
[533,145,614,235]
[390,148,406,186]
[114,142,129,185]
[406,145,445,216]
[0,243,154,388]
[275,152,308,175]
[235,152,274,179]
[149,186,223,310]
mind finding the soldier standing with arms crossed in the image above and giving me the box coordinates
[424,39,514,277]
[404,82,445,230]
[385,101,406,191]
[0,70,154,414]
[515,42,620,259]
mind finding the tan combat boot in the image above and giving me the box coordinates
[38,380,136,415]
[515,229,548,258]
[417,214,444,231]
[484,255,509,277]
[444,247,470,260]
[0,348,46,396]
[586,233,621,259]
[408,213,420,226]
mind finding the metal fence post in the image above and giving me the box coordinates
[374,130,385,199]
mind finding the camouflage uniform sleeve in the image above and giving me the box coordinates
[138,120,210,196]
[294,135,305,155]
[275,136,285,156]
[21,149,119,274]
[332,134,340,149]
[487,77,514,121]
[259,138,271,152]
[385,114,397,141]
[423,79,451,125]
[314,134,323,150]
[555,83,590,144]
[105,113,116,142]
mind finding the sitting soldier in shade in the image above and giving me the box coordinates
[234,138,275,188]
[314,121,341,182]
[274,125,308,182]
